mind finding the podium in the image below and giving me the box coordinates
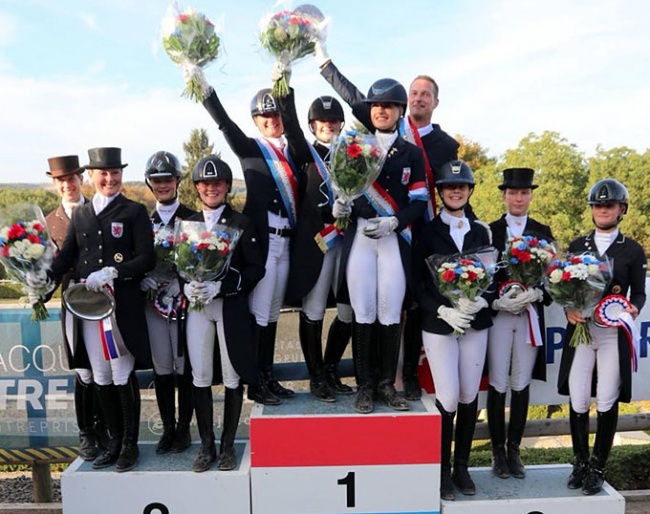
[440,464,625,514]
[249,392,442,514]
[61,441,251,514]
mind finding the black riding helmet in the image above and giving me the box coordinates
[192,155,233,185]
[144,151,182,190]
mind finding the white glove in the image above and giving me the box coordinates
[271,61,291,86]
[519,287,544,304]
[363,217,398,239]
[332,198,352,219]
[314,40,330,67]
[140,276,158,292]
[184,280,221,303]
[161,278,181,303]
[491,288,522,313]
[85,267,118,292]
[437,305,473,334]
[25,269,54,294]
[457,296,488,315]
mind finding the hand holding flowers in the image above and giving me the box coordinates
[545,252,612,346]
[161,5,222,102]
[329,130,387,230]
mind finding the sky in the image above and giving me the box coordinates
[1,0,649,184]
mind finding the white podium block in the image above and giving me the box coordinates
[62,441,251,514]
[441,464,625,514]
[250,393,441,514]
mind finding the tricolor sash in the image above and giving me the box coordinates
[314,223,342,253]
[363,183,412,245]
[256,138,299,228]
[618,312,640,373]
[307,141,334,207]
[400,116,437,220]
[98,286,128,361]
[525,303,543,347]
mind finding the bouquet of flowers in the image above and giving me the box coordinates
[329,130,387,230]
[174,221,242,311]
[259,4,328,97]
[0,204,55,321]
[545,252,612,347]
[427,251,495,305]
[504,234,557,289]
[144,223,176,302]
[161,5,222,102]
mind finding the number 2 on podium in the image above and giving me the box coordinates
[337,471,356,508]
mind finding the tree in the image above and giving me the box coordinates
[456,134,496,172]
[0,188,59,214]
[179,128,215,210]
[587,147,650,253]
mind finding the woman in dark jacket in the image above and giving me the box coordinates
[414,160,494,501]
[557,178,646,496]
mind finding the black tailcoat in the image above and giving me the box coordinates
[49,194,155,369]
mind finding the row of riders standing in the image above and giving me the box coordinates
[31,48,645,502]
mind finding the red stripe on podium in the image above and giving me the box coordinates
[250,414,440,467]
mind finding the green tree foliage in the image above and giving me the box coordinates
[0,188,59,214]
[474,131,588,250]
[179,128,215,210]
[587,147,650,250]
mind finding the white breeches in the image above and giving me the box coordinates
[249,213,291,326]
[145,305,185,376]
[422,328,488,413]
[64,292,93,384]
[487,312,539,393]
[569,323,621,413]
[186,299,240,389]
[302,243,339,321]
[81,320,135,386]
[346,219,405,325]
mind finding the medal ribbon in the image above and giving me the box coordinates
[618,311,640,373]
[525,303,543,347]
[97,285,129,361]
[255,138,299,228]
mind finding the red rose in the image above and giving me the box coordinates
[441,269,456,282]
[517,251,532,263]
[8,223,26,240]
[346,144,362,159]
[178,14,188,22]
[562,271,572,281]
[26,234,41,244]
[196,243,210,250]
[466,270,478,282]
[32,223,45,233]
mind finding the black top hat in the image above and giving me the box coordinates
[85,147,128,170]
[498,167,538,190]
[46,155,85,178]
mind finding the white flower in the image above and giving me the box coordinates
[24,243,45,261]
[549,268,563,284]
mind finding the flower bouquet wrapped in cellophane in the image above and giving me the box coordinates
[504,234,557,287]
[161,4,222,102]
[545,252,612,347]
[173,220,242,312]
[259,3,329,97]
[328,130,387,230]
[427,249,497,305]
[145,223,176,302]
[0,203,55,320]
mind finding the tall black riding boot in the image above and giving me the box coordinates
[583,404,618,496]
[92,384,122,469]
[352,322,375,414]
[567,405,590,489]
[74,375,99,461]
[402,308,423,401]
[376,323,409,411]
[263,322,295,398]
[171,373,194,453]
[192,386,216,472]
[323,316,353,394]
[437,401,456,501]
[452,397,479,495]
[299,313,335,402]
[247,322,280,405]
[218,384,244,471]
[487,386,509,478]
[507,385,530,478]
[115,373,141,472]
[154,374,176,454]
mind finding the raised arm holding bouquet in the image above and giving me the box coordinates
[0,203,55,321]
[161,4,222,102]
[557,179,646,497]
[260,3,328,97]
